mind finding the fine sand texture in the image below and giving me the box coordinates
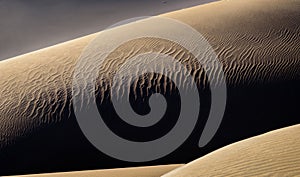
[0,0,299,175]
[8,165,182,177]
[163,124,300,177]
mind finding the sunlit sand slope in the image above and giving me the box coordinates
[0,0,299,175]
[0,0,298,152]
[163,0,300,86]
[8,165,182,177]
[163,124,300,177]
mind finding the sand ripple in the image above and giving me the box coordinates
[0,0,299,175]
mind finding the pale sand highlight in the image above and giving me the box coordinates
[163,124,300,177]
[7,164,182,177]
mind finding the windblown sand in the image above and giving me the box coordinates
[10,125,300,176]
[8,165,182,177]
[0,0,299,175]
[0,0,298,150]
[163,124,300,177]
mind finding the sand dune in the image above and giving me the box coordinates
[0,0,299,175]
[8,165,182,177]
[163,0,300,86]
[163,124,300,177]
[11,125,300,176]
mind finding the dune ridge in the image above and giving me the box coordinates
[0,0,299,149]
[7,164,182,177]
[163,124,300,177]
[163,0,300,86]
[0,0,299,175]
[10,125,300,176]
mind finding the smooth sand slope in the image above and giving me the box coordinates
[9,165,182,177]
[163,124,300,177]
[0,0,299,175]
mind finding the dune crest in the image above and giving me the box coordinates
[163,124,300,177]
[0,0,299,175]
[6,164,182,177]
[0,0,298,150]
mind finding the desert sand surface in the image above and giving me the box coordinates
[0,0,299,175]
[163,124,300,177]
[8,165,182,177]
[11,125,300,177]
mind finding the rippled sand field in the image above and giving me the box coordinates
[0,0,299,176]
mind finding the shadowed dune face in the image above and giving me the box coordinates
[163,124,300,177]
[0,0,299,175]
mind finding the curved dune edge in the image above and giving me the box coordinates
[0,0,299,175]
[9,164,182,177]
[0,0,299,149]
[9,124,300,177]
[163,124,300,177]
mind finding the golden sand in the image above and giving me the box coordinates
[6,165,182,177]
[0,0,299,176]
[163,124,300,177]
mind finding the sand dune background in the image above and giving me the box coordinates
[163,124,300,177]
[12,125,300,176]
[0,0,219,60]
[9,165,182,177]
[163,0,300,86]
[0,0,299,175]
